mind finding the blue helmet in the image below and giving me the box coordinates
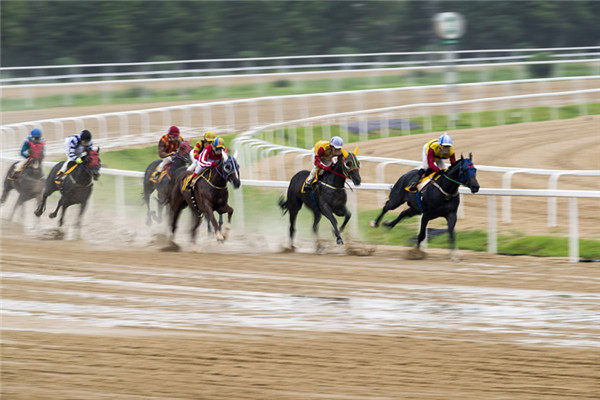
[439,133,453,146]
[31,128,42,138]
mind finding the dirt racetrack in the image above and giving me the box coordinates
[2,82,600,399]
[2,235,600,400]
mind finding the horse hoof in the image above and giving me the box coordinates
[216,232,225,242]
[382,221,393,228]
[49,212,57,219]
[369,220,378,228]
[34,210,42,217]
[336,238,344,245]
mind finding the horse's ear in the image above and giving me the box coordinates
[460,153,464,160]
[353,146,358,155]
[469,152,473,161]
[233,150,238,159]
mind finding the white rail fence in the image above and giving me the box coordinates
[2,47,599,84]
[2,75,599,154]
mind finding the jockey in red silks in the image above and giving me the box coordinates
[12,128,45,178]
[186,136,226,190]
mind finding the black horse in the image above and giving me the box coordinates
[34,148,102,231]
[143,140,192,225]
[169,154,241,243]
[1,153,45,219]
[279,151,361,249]
[370,154,480,259]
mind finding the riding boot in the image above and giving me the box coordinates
[304,179,312,192]
[408,169,425,192]
[186,174,196,190]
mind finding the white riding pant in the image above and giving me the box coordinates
[157,155,174,172]
[306,159,333,183]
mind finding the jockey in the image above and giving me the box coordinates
[187,131,217,172]
[408,132,456,192]
[56,129,93,181]
[13,128,45,177]
[304,136,348,190]
[186,136,226,190]
[154,126,184,178]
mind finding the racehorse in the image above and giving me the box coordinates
[143,140,192,225]
[370,154,480,260]
[278,150,361,250]
[1,152,45,219]
[169,153,241,243]
[34,148,102,231]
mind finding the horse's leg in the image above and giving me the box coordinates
[219,205,234,240]
[75,200,89,238]
[1,181,12,205]
[416,215,432,250]
[370,191,405,228]
[49,198,63,220]
[383,207,419,228]
[156,199,163,223]
[288,207,299,249]
[34,192,48,217]
[339,207,352,233]
[320,205,343,245]
[170,198,186,239]
[446,212,459,261]
[190,212,201,243]
[202,200,223,242]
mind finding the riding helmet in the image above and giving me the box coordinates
[213,137,225,149]
[31,128,42,138]
[80,130,92,142]
[204,131,216,142]
[168,126,180,135]
[329,136,344,149]
[439,133,453,146]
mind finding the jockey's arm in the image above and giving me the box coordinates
[158,138,171,158]
[20,141,30,158]
[426,148,440,171]
[314,147,332,170]
[197,148,214,169]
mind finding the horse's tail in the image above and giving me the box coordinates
[278,196,289,215]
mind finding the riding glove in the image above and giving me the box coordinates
[75,158,83,164]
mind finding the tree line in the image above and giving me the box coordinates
[2,1,599,67]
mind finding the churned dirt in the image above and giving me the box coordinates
[1,81,600,399]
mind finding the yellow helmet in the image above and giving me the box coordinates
[204,131,216,142]
[213,137,225,149]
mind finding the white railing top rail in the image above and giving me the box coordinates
[2,46,599,71]
[3,57,599,85]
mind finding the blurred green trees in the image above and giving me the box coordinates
[1,0,599,66]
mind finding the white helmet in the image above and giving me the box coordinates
[329,136,344,149]
[439,133,453,146]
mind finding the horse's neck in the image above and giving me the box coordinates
[322,168,345,188]
[438,167,460,192]
[206,165,227,186]
[72,166,92,185]
[172,157,186,170]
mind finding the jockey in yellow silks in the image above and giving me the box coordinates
[304,136,349,190]
[408,132,456,192]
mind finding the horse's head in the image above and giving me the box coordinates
[341,150,361,186]
[221,152,241,189]
[176,141,193,163]
[454,153,479,193]
[82,147,102,181]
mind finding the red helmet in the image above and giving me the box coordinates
[168,126,180,135]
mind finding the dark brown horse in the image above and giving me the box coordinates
[279,150,361,250]
[169,154,241,243]
[34,148,101,231]
[1,152,45,220]
[143,140,192,225]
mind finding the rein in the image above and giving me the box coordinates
[200,169,227,190]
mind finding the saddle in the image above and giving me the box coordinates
[54,163,78,185]
[149,162,173,183]
[405,171,439,193]
[301,175,320,193]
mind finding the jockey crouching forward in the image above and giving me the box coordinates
[187,131,217,174]
[185,136,226,190]
[56,129,93,182]
[152,126,183,181]
[408,132,456,192]
[12,128,45,179]
[304,136,348,191]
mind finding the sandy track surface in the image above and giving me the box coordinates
[2,236,599,400]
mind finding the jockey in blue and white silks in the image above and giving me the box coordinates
[57,130,93,177]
